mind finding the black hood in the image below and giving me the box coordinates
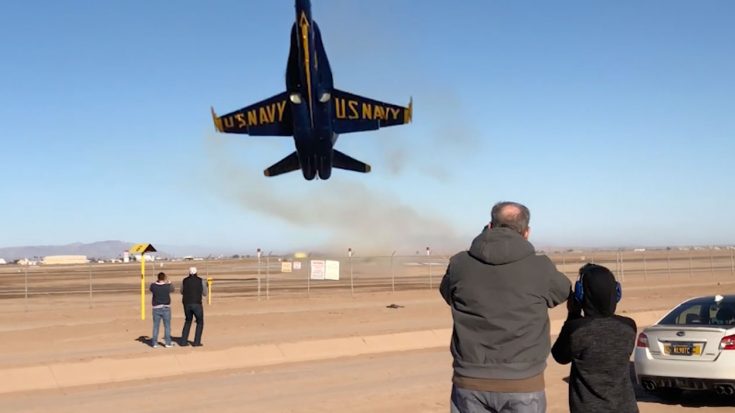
[580,264,618,317]
[468,226,535,265]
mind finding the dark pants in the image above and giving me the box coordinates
[450,385,546,413]
[180,303,204,345]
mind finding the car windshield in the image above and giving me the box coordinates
[659,296,735,326]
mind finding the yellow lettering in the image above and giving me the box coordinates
[248,110,258,126]
[276,100,287,122]
[361,103,372,120]
[335,98,346,119]
[266,104,276,123]
[389,107,400,120]
[348,100,359,119]
[259,107,269,124]
[373,106,385,121]
[235,113,247,128]
[223,116,235,128]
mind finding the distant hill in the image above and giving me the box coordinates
[0,241,133,261]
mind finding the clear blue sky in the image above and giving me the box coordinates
[1,1,733,254]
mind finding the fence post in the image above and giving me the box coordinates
[731,248,734,277]
[710,250,715,279]
[426,247,432,289]
[689,253,694,278]
[348,249,354,297]
[88,262,93,309]
[643,251,647,280]
[266,253,271,300]
[391,251,396,294]
[666,249,671,280]
[257,249,262,301]
[561,253,566,276]
[620,251,625,281]
[24,265,29,312]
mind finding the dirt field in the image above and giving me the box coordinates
[1,253,735,412]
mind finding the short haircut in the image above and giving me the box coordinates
[157,272,166,281]
[490,201,531,234]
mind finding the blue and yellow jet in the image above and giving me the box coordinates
[210,0,412,180]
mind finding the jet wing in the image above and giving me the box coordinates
[211,92,292,136]
[331,89,412,134]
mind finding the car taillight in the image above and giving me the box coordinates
[720,334,735,350]
[637,332,649,348]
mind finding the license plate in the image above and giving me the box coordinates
[664,343,702,356]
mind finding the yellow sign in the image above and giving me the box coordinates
[281,261,293,273]
[129,243,157,254]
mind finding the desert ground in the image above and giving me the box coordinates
[1,249,734,412]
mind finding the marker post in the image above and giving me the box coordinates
[129,243,157,321]
[207,278,213,306]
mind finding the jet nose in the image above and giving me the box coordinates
[295,0,311,12]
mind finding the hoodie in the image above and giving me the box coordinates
[551,264,639,413]
[440,227,570,382]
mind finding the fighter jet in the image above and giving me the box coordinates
[210,0,412,180]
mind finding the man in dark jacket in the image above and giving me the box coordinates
[150,272,175,348]
[180,266,208,347]
[440,201,570,413]
[551,264,638,413]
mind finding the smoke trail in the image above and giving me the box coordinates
[205,135,465,255]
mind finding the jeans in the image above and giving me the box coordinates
[450,385,546,413]
[151,306,172,346]
[181,303,204,345]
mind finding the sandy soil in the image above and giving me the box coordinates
[1,259,735,412]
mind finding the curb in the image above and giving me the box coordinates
[0,310,667,395]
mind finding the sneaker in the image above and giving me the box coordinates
[152,344,159,348]
[165,343,174,348]
[192,343,203,347]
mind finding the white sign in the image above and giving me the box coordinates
[281,261,292,273]
[293,261,302,270]
[325,260,340,280]
[310,260,325,280]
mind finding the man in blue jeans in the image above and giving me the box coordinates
[440,202,570,412]
[150,272,175,348]
[180,267,208,347]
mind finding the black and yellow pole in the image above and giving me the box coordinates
[129,243,157,320]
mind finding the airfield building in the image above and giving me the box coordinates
[42,255,89,265]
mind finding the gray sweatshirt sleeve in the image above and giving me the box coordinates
[542,257,571,308]
[439,264,453,305]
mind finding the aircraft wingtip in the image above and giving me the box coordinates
[211,106,224,132]
[405,97,413,123]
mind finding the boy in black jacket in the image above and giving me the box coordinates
[552,264,639,413]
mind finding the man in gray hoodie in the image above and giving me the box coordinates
[440,201,570,413]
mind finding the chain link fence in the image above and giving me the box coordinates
[1,248,733,311]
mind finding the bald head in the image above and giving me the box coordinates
[490,201,531,238]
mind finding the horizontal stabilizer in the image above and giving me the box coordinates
[332,150,371,173]
[264,152,301,177]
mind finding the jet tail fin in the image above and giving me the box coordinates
[264,152,301,177]
[332,150,371,173]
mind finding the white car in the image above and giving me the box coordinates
[635,294,735,397]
